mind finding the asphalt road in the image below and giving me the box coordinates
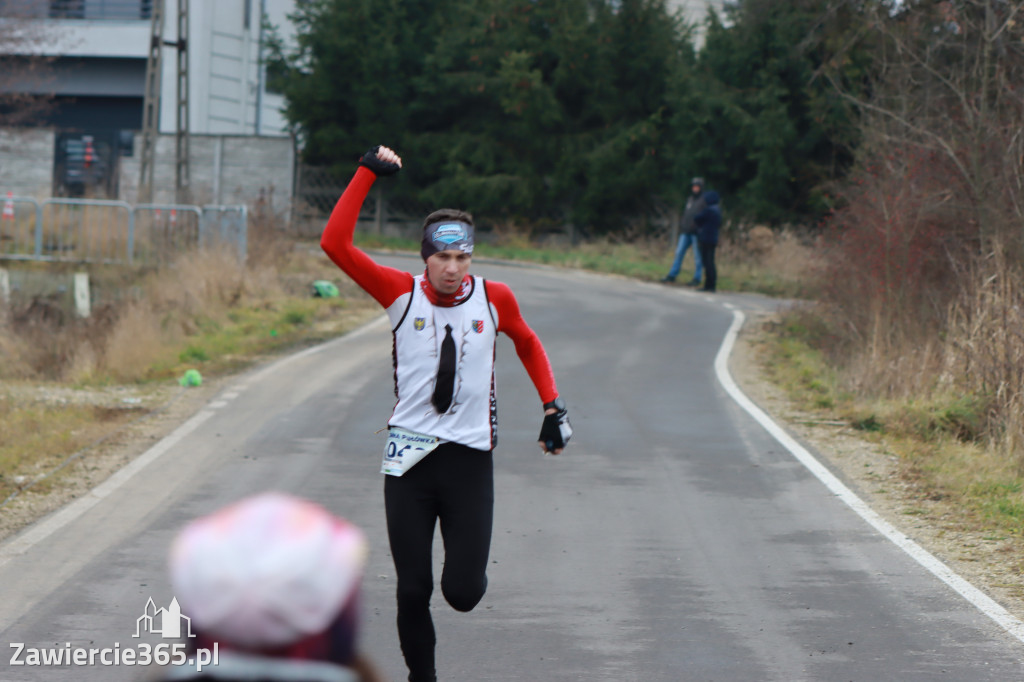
[1,255,1023,681]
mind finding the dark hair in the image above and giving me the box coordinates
[422,208,473,230]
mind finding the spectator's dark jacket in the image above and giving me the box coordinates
[694,191,721,245]
[680,192,706,235]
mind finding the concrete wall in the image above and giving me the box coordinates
[0,127,294,213]
[119,132,295,209]
[0,128,56,198]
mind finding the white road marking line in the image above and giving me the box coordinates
[716,307,1024,644]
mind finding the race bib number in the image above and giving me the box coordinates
[381,427,440,476]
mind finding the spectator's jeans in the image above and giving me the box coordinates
[667,232,703,281]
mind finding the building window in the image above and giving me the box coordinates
[48,0,153,20]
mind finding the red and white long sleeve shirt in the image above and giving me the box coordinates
[321,167,558,450]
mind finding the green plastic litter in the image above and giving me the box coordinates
[312,280,340,298]
[179,369,203,387]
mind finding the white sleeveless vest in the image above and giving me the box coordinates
[386,275,498,451]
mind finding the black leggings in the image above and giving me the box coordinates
[384,442,494,682]
[698,240,717,291]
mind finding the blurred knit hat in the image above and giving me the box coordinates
[169,492,367,650]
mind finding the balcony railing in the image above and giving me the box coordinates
[47,0,152,20]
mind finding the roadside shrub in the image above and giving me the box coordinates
[812,145,970,397]
[943,248,1024,465]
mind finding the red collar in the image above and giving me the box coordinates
[420,272,473,307]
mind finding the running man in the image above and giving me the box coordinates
[321,145,573,682]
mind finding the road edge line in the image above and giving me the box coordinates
[716,305,1024,644]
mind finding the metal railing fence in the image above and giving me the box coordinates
[0,196,44,260]
[0,195,247,266]
[202,206,248,260]
[42,198,135,264]
[133,204,203,266]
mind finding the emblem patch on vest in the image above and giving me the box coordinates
[414,317,426,331]
[472,320,484,333]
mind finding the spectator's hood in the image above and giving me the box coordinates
[703,190,720,206]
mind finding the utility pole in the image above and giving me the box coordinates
[138,0,164,204]
[174,0,190,204]
[138,0,190,204]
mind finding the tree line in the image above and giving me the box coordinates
[269,0,1024,455]
[266,0,867,233]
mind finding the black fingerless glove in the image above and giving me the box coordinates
[358,145,401,177]
[539,401,573,453]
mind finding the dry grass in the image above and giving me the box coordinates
[0,392,147,501]
[79,301,168,383]
[718,226,817,297]
[763,302,1024,541]
[0,219,381,506]
[487,220,536,250]
[941,249,1024,465]
[809,241,1024,468]
[0,221,376,385]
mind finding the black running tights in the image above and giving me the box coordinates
[384,442,494,682]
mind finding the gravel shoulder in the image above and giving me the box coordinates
[3,309,1022,629]
[731,311,1024,627]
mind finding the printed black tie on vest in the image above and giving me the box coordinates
[432,324,456,412]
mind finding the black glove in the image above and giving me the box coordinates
[358,145,401,177]
[539,401,573,453]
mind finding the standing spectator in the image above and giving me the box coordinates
[695,190,722,292]
[661,177,705,285]
[320,144,572,682]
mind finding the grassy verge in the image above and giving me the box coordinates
[142,296,380,381]
[0,232,382,504]
[759,314,1024,549]
[0,397,149,502]
[353,227,814,299]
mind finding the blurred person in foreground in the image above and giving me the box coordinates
[320,145,572,682]
[159,492,385,682]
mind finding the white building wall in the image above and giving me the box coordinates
[158,0,290,137]
[668,0,725,22]
[22,0,292,138]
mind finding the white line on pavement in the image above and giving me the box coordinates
[716,304,1024,645]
